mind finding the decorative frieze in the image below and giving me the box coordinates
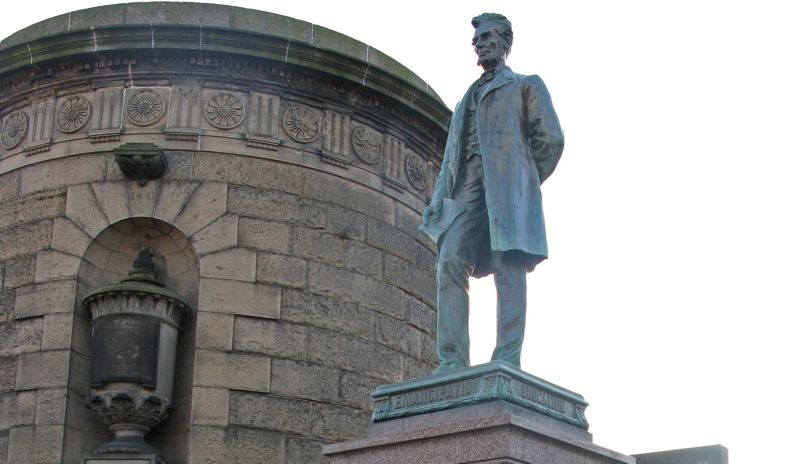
[0,86,436,203]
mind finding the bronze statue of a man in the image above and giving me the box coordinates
[421,13,564,373]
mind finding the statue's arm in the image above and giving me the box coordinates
[429,150,450,205]
[423,152,449,224]
[524,75,564,183]
[423,107,460,224]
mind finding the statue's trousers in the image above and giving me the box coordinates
[436,155,528,370]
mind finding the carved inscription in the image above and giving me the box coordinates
[519,384,566,414]
[372,367,589,429]
[390,379,480,409]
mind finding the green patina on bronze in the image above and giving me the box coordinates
[371,360,589,430]
[422,13,564,373]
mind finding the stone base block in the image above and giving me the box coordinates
[82,453,161,464]
[323,400,634,464]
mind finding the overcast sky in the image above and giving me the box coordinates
[3,1,799,463]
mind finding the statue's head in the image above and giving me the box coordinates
[471,13,513,69]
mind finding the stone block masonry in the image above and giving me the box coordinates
[0,152,443,462]
[0,151,443,462]
[0,3,449,462]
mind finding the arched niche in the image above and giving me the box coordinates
[72,217,199,463]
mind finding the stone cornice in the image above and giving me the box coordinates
[0,3,449,132]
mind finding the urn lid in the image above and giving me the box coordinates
[82,247,191,314]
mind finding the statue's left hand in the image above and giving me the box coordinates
[422,199,442,225]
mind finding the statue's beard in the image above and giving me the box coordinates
[478,57,501,69]
[477,52,504,70]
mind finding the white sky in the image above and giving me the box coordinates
[3,1,799,463]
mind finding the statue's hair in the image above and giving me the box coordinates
[471,13,513,54]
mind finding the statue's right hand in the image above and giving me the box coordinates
[422,200,443,225]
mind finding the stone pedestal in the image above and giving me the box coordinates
[323,362,634,464]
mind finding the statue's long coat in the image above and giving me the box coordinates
[429,66,564,278]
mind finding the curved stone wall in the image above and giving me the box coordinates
[0,3,448,463]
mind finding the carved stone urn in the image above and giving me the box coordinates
[82,248,191,462]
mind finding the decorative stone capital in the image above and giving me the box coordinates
[88,391,171,429]
[86,391,170,455]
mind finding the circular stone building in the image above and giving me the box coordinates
[0,3,448,463]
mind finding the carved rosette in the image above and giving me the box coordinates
[204,91,245,129]
[87,392,170,429]
[1,112,28,149]
[126,90,166,126]
[351,126,382,164]
[404,151,427,191]
[56,95,91,133]
[282,105,321,143]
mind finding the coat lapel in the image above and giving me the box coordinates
[478,66,515,102]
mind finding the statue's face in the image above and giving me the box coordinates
[472,22,505,68]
